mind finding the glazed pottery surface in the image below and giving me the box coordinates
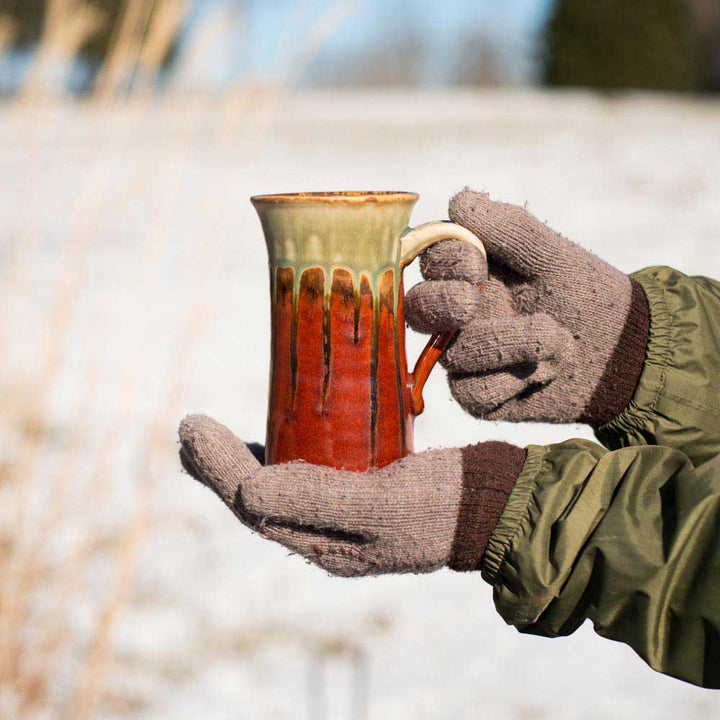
[252,191,485,471]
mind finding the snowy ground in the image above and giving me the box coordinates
[2,88,720,719]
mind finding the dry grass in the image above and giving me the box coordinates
[94,0,158,100]
[135,0,189,90]
[0,104,211,716]
[21,0,105,100]
[0,14,15,54]
[0,2,358,718]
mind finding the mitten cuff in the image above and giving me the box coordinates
[449,441,527,572]
[580,279,650,427]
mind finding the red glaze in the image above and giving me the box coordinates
[266,266,414,471]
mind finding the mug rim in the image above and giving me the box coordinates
[250,191,419,205]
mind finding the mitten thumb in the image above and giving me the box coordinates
[178,415,261,510]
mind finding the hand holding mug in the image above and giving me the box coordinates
[177,188,650,578]
[406,188,649,427]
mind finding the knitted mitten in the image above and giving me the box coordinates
[179,415,526,576]
[405,188,650,426]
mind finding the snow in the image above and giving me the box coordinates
[2,88,720,718]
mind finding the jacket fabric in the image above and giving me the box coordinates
[484,267,720,688]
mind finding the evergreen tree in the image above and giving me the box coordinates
[543,0,697,91]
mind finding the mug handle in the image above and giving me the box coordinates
[400,221,486,415]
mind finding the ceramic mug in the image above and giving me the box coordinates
[251,191,486,471]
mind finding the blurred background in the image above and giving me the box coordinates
[2,1,720,719]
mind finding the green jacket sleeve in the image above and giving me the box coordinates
[596,267,720,465]
[483,440,720,688]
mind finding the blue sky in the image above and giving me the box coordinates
[182,0,554,86]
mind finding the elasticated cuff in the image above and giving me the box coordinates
[594,270,675,447]
[480,444,547,584]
